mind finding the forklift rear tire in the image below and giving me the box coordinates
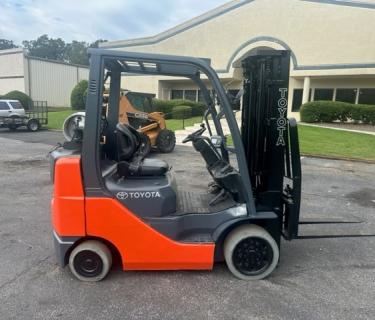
[224,224,279,280]
[156,129,176,153]
[27,119,40,132]
[69,240,112,282]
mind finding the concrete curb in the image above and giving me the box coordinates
[299,123,375,136]
[301,153,375,164]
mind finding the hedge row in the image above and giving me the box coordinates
[1,90,32,109]
[152,99,205,119]
[300,101,375,125]
[171,105,192,119]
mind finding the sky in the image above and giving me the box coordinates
[0,0,228,45]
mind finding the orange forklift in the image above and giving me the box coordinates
[50,49,303,281]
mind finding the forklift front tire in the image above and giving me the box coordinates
[69,240,112,282]
[224,224,279,280]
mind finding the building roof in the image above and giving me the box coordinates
[0,47,88,69]
[101,0,375,49]
[26,55,89,69]
[0,48,24,56]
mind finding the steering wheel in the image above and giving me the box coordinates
[182,124,206,143]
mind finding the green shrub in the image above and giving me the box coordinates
[351,104,375,125]
[153,99,205,119]
[71,80,88,110]
[172,105,192,119]
[83,88,88,106]
[300,101,375,124]
[4,90,32,109]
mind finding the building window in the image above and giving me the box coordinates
[184,90,197,101]
[358,89,375,105]
[314,88,334,101]
[171,90,183,100]
[335,89,356,104]
[292,89,303,112]
[198,90,204,102]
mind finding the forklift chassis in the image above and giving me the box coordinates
[50,49,303,281]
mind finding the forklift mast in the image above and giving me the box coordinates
[241,50,301,239]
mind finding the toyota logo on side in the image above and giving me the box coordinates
[116,192,129,200]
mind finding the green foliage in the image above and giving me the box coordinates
[89,39,108,48]
[23,34,65,60]
[0,39,18,50]
[350,104,375,124]
[153,99,205,119]
[300,101,375,125]
[4,90,32,109]
[63,41,89,65]
[83,88,88,106]
[22,34,107,66]
[70,80,88,110]
[171,106,192,119]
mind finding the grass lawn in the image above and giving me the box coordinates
[298,124,375,161]
[47,110,75,130]
[166,116,203,131]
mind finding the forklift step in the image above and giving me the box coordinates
[179,233,213,243]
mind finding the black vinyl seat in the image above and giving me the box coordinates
[115,123,169,177]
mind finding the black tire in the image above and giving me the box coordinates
[224,224,279,280]
[139,132,151,156]
[27,119,40,132]
[156,129,176,153]
[8,115,20,131]
[69,240,112,282]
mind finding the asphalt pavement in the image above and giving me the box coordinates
[0,130,375,320]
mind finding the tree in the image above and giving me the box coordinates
[0,39,18,50]
[63,39,108,65]
[89,39,108,48]
[22,34,65,60]
[64,41,89,65]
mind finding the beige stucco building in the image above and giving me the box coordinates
[0,48,88,107]
[101,0,375,119]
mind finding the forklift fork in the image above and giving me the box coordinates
[297,219,375,239]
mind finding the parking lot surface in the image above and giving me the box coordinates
[0,130,375,320]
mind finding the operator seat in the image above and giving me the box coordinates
[115,123,169,177]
